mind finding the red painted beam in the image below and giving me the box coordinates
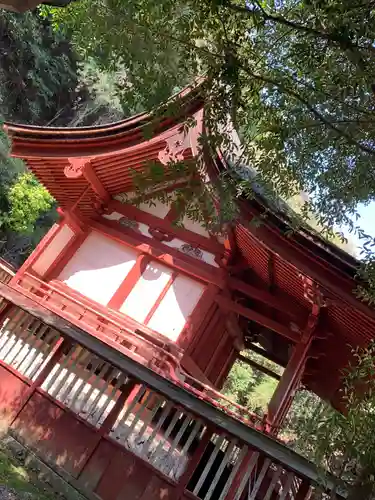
[266,305,320,430]
[181,354,213,386]
[10,223,62,286]
[245,342,286,368]
[83,162,110,203]
[144,271,177,325]
[226,312,245,351]
[107,253,150,310]
[215,295,300,343]
[108,199,223,255]
[266,337,311,429]
[228,276,305,324]
[237,354,281,381]
[91,219,225,287]
[57,208,84,234]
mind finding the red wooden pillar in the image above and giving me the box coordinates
[10,223,61,286]
[266,337,311,432]
[107,253,150,309]
[226,448,259,500]
[266,306,320,432]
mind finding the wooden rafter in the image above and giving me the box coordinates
[267,252,275,293]
[65,158,110,204]
[83,162,110,203]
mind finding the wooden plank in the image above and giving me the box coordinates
[140,475,175,500]
[78,439,113,492]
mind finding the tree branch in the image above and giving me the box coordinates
[237,63,375,156]
[297,119,375,131]
[225,1,375,54]
[144,18,375,156]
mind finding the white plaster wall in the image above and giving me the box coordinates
[58,231,137,306]
[120,261,172,322]
[32,224,75,276]
[102,212,151,239]
[181,215,210,238]
[148,275,205,341]
[103,212,218,267]
[138,200,170,218]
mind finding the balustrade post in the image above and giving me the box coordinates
[10,334,69,427]
[226,447,260,500]
[76,377,137,478]
[0,300,14,323]
[295,479,312,499]
[175,425,215,499]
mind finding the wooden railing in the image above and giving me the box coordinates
[11,274,267,432]
[0,258,15,285]
[0,288,346,499]
[0,259,15,307]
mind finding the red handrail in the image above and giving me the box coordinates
[14,272,268,431]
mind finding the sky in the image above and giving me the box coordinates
[342,202,375,258]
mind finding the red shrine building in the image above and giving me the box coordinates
[0,88,372,499]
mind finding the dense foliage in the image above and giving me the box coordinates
[0,130,55,266]
[49,2,375,228]
[223,350,280,414]
[0,10,87,125]
[45,0,375,300]
[0,9,123,266]
[291,343,375,499]
[226,344,375,499]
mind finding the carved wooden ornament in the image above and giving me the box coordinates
[158,129,191,165]
[65,158,91,179]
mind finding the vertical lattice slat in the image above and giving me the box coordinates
[264,465,282,500]
[205,439,237,500]
[234,452,260,500]
[0,305,336,500]
[248,458,272,500]
[41,344,126,427]
[110,387,201,481]
[279,472,296,500]
[0,307,60,381]
[218,445,249,500]
[193,434,226,496]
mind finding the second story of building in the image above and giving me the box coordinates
[5,86,375,429]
